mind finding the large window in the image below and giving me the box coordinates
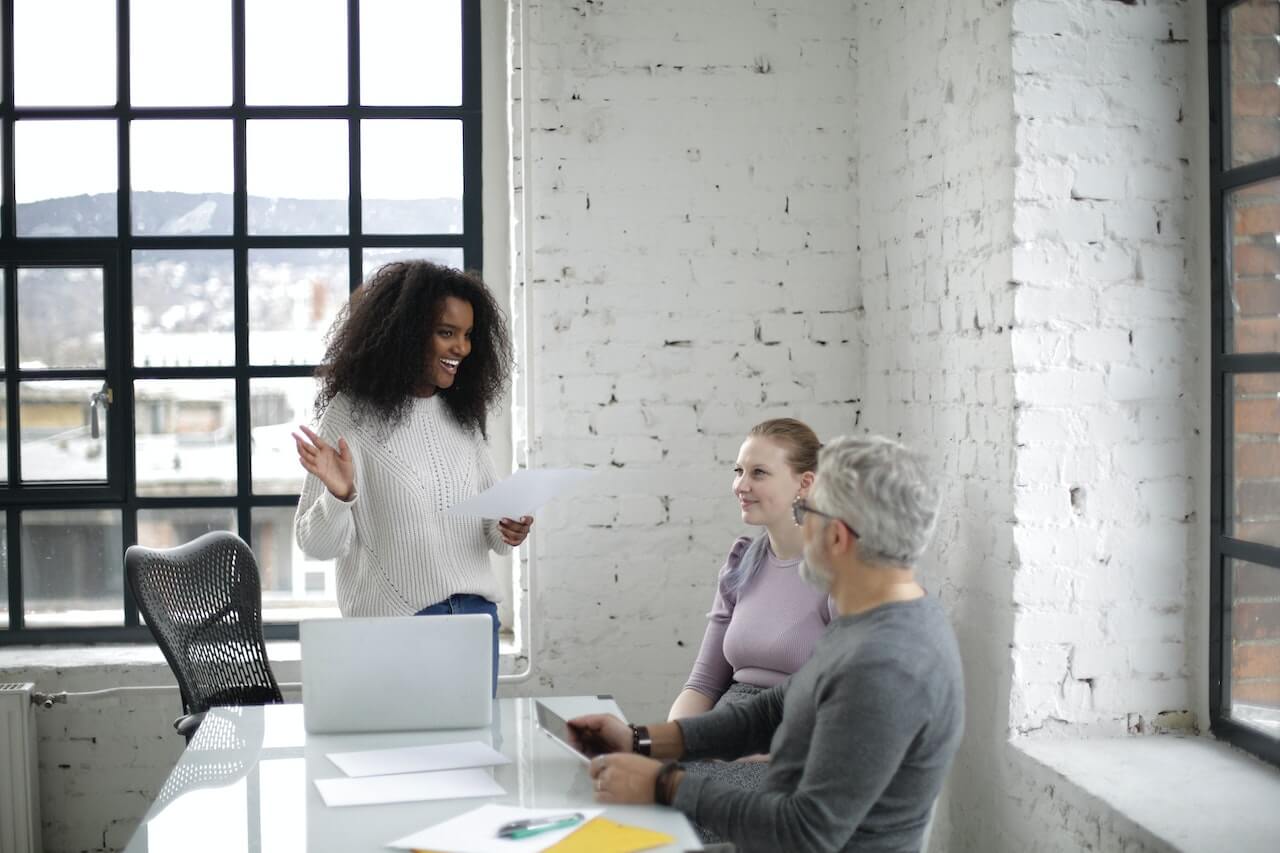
[0,0,482,642]
[1210,0,1280,767]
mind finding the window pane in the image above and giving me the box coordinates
[131,121,233,236]
[251,378,316,495]
[136,508,238,549]
[247,120,349,235]
[1230,558,1280,736]
[0,528,8,628]
[131,0,231,107]
[14,0,115,107]
[133,250,235,367]
[0,270,6,365]
[0,386,8,483]
[246,0,347,105]
[362,120,463,234]
[1234,373,1280,547]
[20,380,107,482]
[362,247,465,278]
[360,0,461,106]
[1229,1,1280,167]
[21,508,122,627]
[15,121,117,237]
[18,267,104,369]
[253,506,339,622]
[134,379,236,497]
[249,249,348,365]
[1229,179,1280,353]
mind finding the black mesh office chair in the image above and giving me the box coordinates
[125,531,284,741]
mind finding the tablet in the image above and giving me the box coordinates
[534,701,591,764]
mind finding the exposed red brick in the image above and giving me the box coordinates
[1230,36,1280,84]
[1231,1,1280,37]
[1234,600,1280,641]
[1231,679,1280,707]
[1233,374,1280,395]
[1232,119,1280,167]
[1232,521,1280,546]
[1234,316,1280,352]
[1234,559,1280,597]
[1232,241,1280,277]
[1232,83,1280,118]
[1233,280,1280,318]
[1236,442,1280,479]
[1233,643,1280,680]
[1235,397,1280,434]
[1235,479,1280,521]
[1235,200,1280,235]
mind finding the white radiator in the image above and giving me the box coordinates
[0,683,40,853]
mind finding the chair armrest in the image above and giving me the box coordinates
[174,712,206,740]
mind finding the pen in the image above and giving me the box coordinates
[496,812,585,839]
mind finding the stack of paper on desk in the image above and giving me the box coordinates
[314,741,510,807]
[327,741,509,777]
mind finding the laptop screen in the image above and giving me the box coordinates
[301,614,493,734]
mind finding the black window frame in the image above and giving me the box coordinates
[0,0,483,644]
[1208,0,1280,768]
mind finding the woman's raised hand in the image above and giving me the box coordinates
[293,425,356,501]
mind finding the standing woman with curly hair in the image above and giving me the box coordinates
[292,261,530,695]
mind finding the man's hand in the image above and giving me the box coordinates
[566,713,632,757]
[589,753,664,804]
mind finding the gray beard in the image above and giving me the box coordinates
[798,558,833,593]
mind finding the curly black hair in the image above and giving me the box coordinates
[315,260,513,438]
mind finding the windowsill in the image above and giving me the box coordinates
[0,632,523,678]
[1012,734,1280,853]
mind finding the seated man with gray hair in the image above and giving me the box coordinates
[569,435,965,853]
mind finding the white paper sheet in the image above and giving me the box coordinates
[313,767,504,807]
[326,740,510,778]
[387,804,605,852]
[444,468,595,519]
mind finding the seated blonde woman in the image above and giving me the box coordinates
[669,418,834,809]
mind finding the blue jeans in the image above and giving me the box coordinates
[414,594,499,697]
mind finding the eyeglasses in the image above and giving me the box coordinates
[792,497,858,538]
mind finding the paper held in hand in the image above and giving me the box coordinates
[444,468,595,519]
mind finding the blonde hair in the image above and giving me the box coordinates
[747,418,822,475]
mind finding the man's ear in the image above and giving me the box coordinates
[830,517,855,556]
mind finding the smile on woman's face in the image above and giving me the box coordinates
[732,436,807,528]
[419,296,474,395]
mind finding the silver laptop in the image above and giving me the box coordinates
[301,614,493,734]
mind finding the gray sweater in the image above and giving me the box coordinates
[672,595,964,853]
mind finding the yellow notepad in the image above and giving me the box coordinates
[542,816,674,853]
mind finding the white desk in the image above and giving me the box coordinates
[122,696,702,853]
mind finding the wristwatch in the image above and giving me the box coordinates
[630,724,652,756]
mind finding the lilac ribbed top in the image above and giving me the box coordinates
[683,536,835,700]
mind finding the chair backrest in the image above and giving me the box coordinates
[125,531,283,716]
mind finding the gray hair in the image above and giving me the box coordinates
[811,435,940,567]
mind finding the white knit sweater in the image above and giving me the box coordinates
[293,392,511,617]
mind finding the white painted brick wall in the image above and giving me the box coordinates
[507,0,861,722]
[853,2,1019,852]
[1008,0,1199,741]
